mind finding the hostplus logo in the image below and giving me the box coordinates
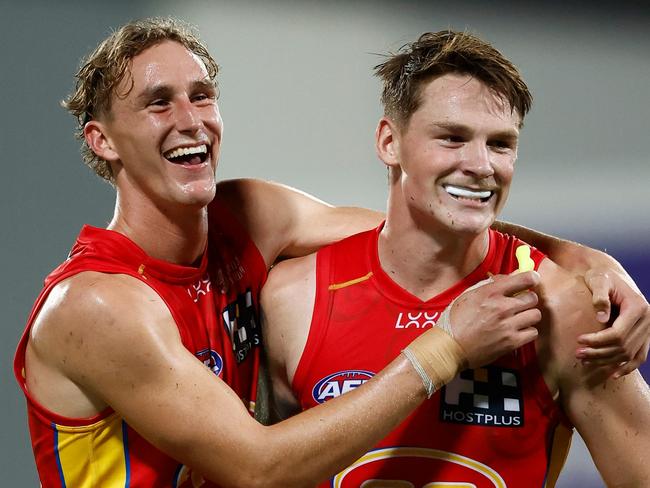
[222,289,261,363]
[440,366,524,427]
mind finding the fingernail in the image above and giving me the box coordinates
[596,311,608,322]
[576,348,586,358]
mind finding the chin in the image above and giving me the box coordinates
[446,213,494,235]
[176,185,216,208]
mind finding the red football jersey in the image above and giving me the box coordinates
[293,225,573,488]
[14,200,266,487]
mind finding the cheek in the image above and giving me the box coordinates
[494,157,516,182]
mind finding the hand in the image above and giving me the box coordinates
[449,271,542,369]
[576,268,650,378]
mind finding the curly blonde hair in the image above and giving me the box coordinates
[62,17,219,182]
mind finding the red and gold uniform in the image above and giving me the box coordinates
[14,201,266,487]
[292,225,573,488]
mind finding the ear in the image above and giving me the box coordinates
[375,117,401,169]
[83,121,120,162]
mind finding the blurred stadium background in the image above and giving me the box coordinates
[2,1,647,485]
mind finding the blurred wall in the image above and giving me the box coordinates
[2,1,648,486]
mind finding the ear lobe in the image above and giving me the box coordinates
[84,121,119,162]
[375,117,400,168]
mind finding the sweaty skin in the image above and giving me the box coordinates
[262,73,650,487]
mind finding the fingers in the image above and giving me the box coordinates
[612,341,650,378]
[576,345,625,362]
[509,291,539,314]
[576,309,650,376]
[578,326,626,348]
[584,269,612,323]
[512,326,539,349]
[489,271,541,297]
[611,362,637,379]
[577,299,646,345]
[510,308,543,330]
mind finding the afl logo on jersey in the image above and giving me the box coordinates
[195,348,224,377]
[312,370,375,404]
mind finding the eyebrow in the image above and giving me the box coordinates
[135,79,217,104]
[430,121,519,141]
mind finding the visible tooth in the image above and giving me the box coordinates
[444,185,492,199]
[165,144,207,159]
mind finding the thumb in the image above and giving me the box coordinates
[585,269,612,323]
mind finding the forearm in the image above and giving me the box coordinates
[493,220,623,277]
[282,205,383,259]
[209,355,425,487]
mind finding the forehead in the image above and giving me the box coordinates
[414,73,520,128]
[119,40,210,94]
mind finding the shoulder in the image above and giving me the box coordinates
[536,259,606,386]
[30,271,179,379]
[214,178,309,227]
[261,254,318,380]
[213,178,303,265]
[538,258,598,335]
[262,253,318,324]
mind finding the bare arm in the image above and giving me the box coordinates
[494,220,650,376]
[262,253,543,420]
[27,272,428,487]
[29,255,544,487]
[216,180,649,376]
[214,178,382,267]
[538,260,650,487]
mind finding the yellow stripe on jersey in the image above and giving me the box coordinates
[328,272,374,291]
[54,412,129,487]
[544,423,573,488]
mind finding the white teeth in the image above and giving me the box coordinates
[444,184,492,200]
[165,144,207,159]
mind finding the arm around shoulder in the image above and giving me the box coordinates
[214,178,382,266]
[537,260,650,487]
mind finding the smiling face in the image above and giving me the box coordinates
[84,40,222,210]
[379,73,520,237]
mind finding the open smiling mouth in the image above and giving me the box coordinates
[443,184,494,203]
[163,144,209,166]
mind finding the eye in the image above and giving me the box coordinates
[192,86,218,104]
[488,140,514,152]
[148,99,170,110]
[439,134,465,145]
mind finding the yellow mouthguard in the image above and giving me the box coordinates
[515,245,535,273]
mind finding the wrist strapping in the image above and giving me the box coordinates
[402,326,468,399]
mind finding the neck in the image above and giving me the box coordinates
[108,192,208,266]
[378,199,489,301]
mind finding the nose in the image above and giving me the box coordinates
[459,141,494,178]
[175,97,202,133]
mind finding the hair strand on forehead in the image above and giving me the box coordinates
[374,30,532,130]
